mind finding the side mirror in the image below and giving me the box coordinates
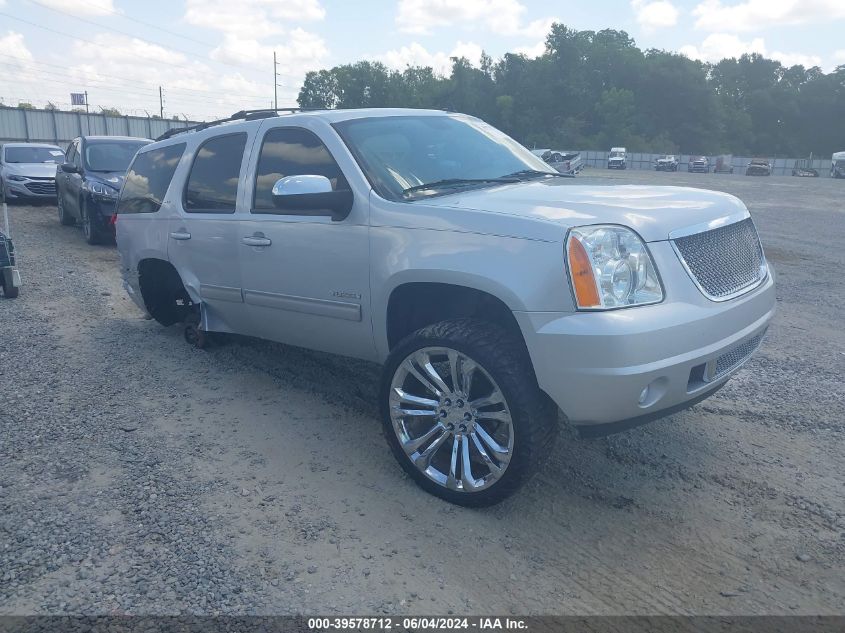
[60,162,78,174]
[271,175,353,222]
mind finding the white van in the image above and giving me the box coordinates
[608,147,627,170]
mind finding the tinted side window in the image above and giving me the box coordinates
[117,143,186,214]
[65,141,77,165]
[184,133,246,213]
[253,127,348,212]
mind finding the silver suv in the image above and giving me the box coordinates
[116,108,775,506]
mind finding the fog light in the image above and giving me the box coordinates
[637,377,669,408]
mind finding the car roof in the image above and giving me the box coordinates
[2,142,63,149]
[81,135,152,142]
[147,107,476,146]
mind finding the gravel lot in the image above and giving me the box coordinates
[1,170,843,616]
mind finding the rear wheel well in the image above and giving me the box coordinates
[386,282,527,355]
[138,258,192,326]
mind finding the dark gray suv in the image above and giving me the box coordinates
[56,136,150,244]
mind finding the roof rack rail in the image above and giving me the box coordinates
[155,107,319,142]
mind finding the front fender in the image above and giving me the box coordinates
[370,225,571,360]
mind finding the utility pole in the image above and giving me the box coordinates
[273,52,279,110]
[84,90,89,114]
[159,86,164,119]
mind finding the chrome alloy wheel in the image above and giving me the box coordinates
[388,346,514,492]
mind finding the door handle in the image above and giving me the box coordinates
[169,231,191,241]
[241,235,272,247]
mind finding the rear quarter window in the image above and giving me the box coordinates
[184,133,247,213]
[117,143,186,214]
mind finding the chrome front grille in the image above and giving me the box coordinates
[24,180,56,195]
[672,217,766,301]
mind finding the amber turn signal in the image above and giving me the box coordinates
[567,235,601,308]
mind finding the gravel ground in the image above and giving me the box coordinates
[0,171,843,616]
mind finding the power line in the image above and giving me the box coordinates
[0,10,266,80]
[22,0,263,76]
[69,0,218,48]
[0,58,273,105]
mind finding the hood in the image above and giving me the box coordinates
[4,162,60,179]
[422,179,749,242]
[87,171,126,190]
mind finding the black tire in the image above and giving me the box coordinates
[80,198,101,245]
[1,271,19,299]
[380,318,557,506]
[57,192,74,226]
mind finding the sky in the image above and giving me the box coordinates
[1,0,844,121]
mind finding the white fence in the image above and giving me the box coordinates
[577,151,835,177]
[0,106,201,145]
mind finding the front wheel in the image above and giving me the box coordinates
[380,319,557,506]
[80,198,101,245]
[57,193,74,226]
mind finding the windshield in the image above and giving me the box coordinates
[84,140,149,172]
[610,151,625,158]
[333,115,556,201]
[4,146,64,164]
[835,160,845,168]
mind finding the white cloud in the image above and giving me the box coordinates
[184,0,326,38]
[834,49,845,64]
[679,33,766,62]
[0,31,33,62]
[73,33,186,66]
[378,41,483,75]
[37,0,116,16]
[514,41,546,58]
[693,0,845,32]
[680,33,822,67]
[210,29,328,76]
[770,51,822,68]
[631,0,679,31]
[67,34,279,117]
[396,0,556,37]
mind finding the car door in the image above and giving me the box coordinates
[166,130,254,334]
[66,139,85,220]
[58,140,79,216]
[238,123,375,361]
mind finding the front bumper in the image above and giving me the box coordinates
[516,252,775,431]
[4,179,57,199]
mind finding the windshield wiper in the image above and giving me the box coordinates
[500,169,573,180]
[402,177,518,196]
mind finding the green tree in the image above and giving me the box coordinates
[296,24,845,155]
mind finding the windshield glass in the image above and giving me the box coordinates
[84,140,149,172]
[333,115,556,201]
[610,151,624,157]
[4,146,64,164]
[835,160,845,168]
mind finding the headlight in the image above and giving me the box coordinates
[566,225,664,310]
[8,175,27,182]
[89,181,118,198]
